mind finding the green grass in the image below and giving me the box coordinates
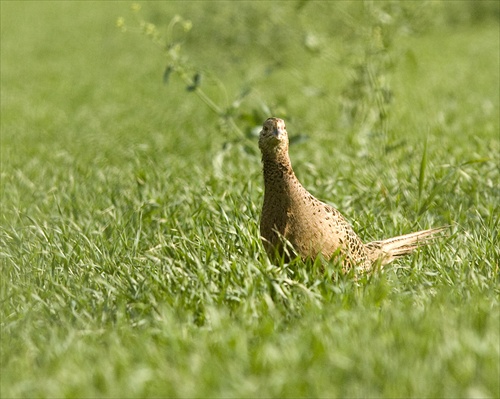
[1,1,499,397]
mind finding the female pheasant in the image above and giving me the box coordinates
[259,117,444,272]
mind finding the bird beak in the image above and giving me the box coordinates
[273,127,285,138]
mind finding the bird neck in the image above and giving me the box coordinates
[261,151,297,193]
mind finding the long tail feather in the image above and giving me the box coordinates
[365,227,447,265]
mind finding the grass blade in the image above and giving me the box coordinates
[418,137,428,203]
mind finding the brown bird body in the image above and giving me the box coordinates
[259,117,444,272]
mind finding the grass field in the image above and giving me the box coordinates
[1,1,499,397]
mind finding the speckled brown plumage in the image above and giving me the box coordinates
[259,117,444,273]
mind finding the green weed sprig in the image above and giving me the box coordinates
[339,3,395,138]
[117,4,247,142]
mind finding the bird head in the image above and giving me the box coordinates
[258,117,289,155]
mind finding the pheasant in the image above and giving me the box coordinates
[259,117,445,272]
